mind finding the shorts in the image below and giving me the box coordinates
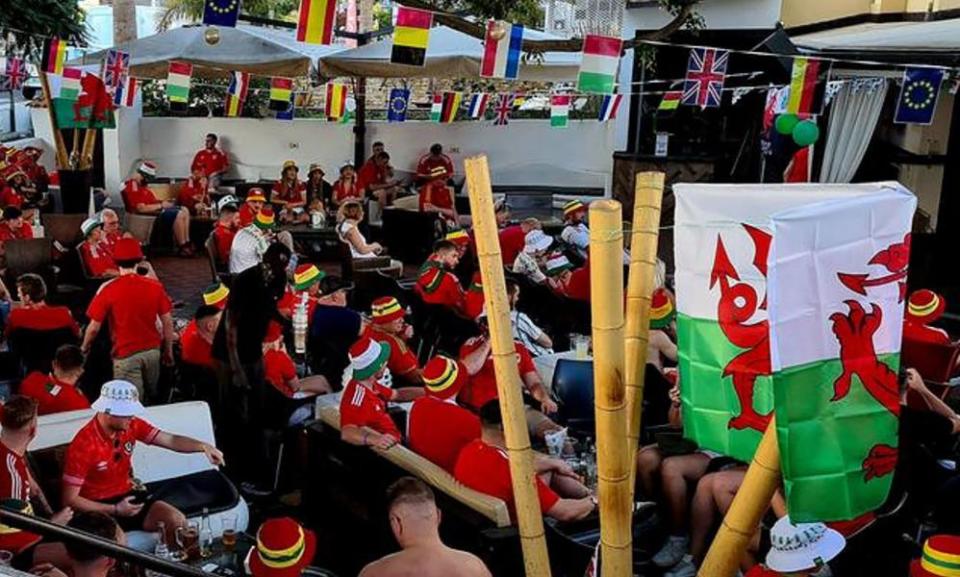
[157,206,181,244]
[102,491,157,532]
[113,348,161,400]
[11,542,39,571]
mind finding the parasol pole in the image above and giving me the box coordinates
[37,71,69,170]
[589,200,632,577]
[464,155,552,577]
[624,172,664,498]
[698,419,781,577]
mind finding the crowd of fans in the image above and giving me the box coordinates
[0,134,954,577]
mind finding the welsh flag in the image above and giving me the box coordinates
[674,182,916,521]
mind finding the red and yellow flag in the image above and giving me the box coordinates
[786,57,828,115]
[296,0,336,45]
[325,83,347,119]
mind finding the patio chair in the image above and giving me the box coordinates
[5,238,53,279]
[204,232,232,285]
[125,213,156,249]
[41,214,87,248]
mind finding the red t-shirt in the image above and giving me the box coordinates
[191,148,228,177]
[264,349,298,397]
[454,439,559,522]
[364,326,419,378]
[213,222,236,265]
[499,226,525,266]
[0,222,33,242]
[415,261,464,311]
[5,304,79,336]
[356,161,384,194]
[0,186,24,208]
[556,263,591,302]
[103,230,122,253]
[0,441,41,553]
[416,153,454,181]
[463,286,485,321]
[458,340,536,411]
[19,372,90,415]
[86,275,173,358]
[339,380,401,440]
[177,178,206,212]
[271,180,307,206]
[180,320,215,370]
[408,395,480,472]
[80,240,117,277]
[122,179,160,214]
[332,179,361,205]
[419,181,454,212]
[903,321,951,345]
[62,416,160,501]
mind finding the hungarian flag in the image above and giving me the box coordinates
[429,93,442,122]
[550,94,570,128]
[325,83,347,119]
[577,34,622,95]
[166,61,193,109]
[41,38,67,75]
[674,182,916,521]
[296,0,336,45]
[391,7,432,66]
[225,71,249,117]
[436,92,461,123]
[480,20,523,80]
[270,77,293,111]
[60,68,82,100]
[597,93,622,121]
[786,57,829,115]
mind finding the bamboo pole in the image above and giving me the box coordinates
[464,155,552,577]
[624,172,665,498]
[589,200,632,577]
[80,60,107,171]
[37,71,69,170]
[698,419,781,577]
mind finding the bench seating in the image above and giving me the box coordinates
[313,399,512,528]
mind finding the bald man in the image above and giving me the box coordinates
[359,477,491,577]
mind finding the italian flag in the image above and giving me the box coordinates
[674,182,916,521]
[429,93,442,122]
[577,34,622,94]
[60,68,82,100]
[166,61,193,104]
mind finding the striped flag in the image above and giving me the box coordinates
[325,83,347,119]
[481,20,523,80]
[438,92,461,123]
[682,48,728,109]
[166,61,193,109]
[225,71,249,117]
[429,93,442,122]
[114,76,138,107]
[658,90,682,111]
[597,93,622,121]
[339,96,356,124]
[60,68,82,100]
[493,93,512,125]
[550,94,570,128]
[296,0,336,45]
[0,58,27,90]
[467,93,489,119]
[786,57,829,115]
[269,77,294,111]
[41,38,67,75]
[391,7,432,66]
[577,34,622,94]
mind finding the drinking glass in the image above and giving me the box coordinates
[221,514,238,552]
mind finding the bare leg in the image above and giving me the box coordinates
[550,473,591,499]
[174,208,190,246]
[300,375,331,394]
[143,500,186,545]
[689,473,719,563]
[636,445,663,499]
[660,453,710,534]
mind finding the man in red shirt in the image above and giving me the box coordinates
[79,216,118,278]
[177,167,210,215]
[454,400,594,523]
[462,271,484,321]
[357,152,400,212]
[81,239,175,402]
[19,344,90,415]
[407,355,480,472]
[415,241,465,313]
[180,304,221,372]
[545,253,591,302]
[122,161,193,256]
[262,322,331,426]
[415,143,455,186]
[99,208,129,252]
[213,198,239,266]
[339,337,423,450]
[6,273,79,337]
[238,188,266,228]
[61,380,223,542]
[365,296,422,385]
[499,217,539,267]
[191,133,229,188]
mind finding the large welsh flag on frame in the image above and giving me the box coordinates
[675,182,916,522]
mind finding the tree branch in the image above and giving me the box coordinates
[397,0,697,53]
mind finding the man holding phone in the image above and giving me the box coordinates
[61,381,224,545]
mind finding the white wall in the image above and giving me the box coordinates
[102,100,144,196]
[139,117,615,192]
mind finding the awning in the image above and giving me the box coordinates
[318,25,582,81]
[793,17,960,54]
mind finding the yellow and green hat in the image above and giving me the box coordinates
[371,296,404,324]
[563,199,587,219]
[203,282,230,309]
[249,517,317,577]
[422,355,466,400]
[293,264,324,291]
[650,288,676,329]
[445,229,470,247]
[913,535,960,577]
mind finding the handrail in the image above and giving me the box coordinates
[0,507,208,577]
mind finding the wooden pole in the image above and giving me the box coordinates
[80,60,107,171]
[589,200,632,577]
[698,419,781,577]
[624,172,665,497]
[464,155,552,577]
[37,71,70,170]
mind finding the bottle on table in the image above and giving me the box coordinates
[293,293,309,354]
[199,508,213,558]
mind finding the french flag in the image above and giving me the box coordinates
[597,94,622,121]
[468,94,490,119]
[481,20,523,80]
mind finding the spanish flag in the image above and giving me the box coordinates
[41,38,67,75]
[296,0,336,45]
[786,57,829,115]
[269,77,293,111]
[325,83,347,120]
[390,7,432,67]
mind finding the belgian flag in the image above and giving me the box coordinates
[390,7,432,67]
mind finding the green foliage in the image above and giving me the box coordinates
[430,0,544,27]
[0,0,87,59]
[160,0,300,29]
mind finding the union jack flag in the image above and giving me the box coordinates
[681,48,728,109]
[493,93,512,126]
[104,50,130,90]
[0,58,28,90]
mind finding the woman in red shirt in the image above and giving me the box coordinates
[331,163,361,209]
[272,161,308,224]
[79,216,118,278]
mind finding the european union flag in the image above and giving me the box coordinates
[894,68,945,125]
[387,88,410,122]
[203,0,241,27]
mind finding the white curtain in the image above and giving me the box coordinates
[819,78,888,183]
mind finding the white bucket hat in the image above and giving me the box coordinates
[91,380,145,417]
[524,229,553,253]
[766,516,846,573]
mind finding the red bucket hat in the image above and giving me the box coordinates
[422,355,467,400]
[911,534,960,577]
[112,238,144,261]
[248,517,317,577]
[907,289,946,325]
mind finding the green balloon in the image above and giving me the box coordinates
[775,114,799,135]
[792,120,820,147]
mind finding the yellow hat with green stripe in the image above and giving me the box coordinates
[203,283,230,309]
[422,355,466,400]
[293,264,324,291]
[563,199,587,219]
[249,517,317,577]
[913,535,960,577]
[371,296,404,324]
